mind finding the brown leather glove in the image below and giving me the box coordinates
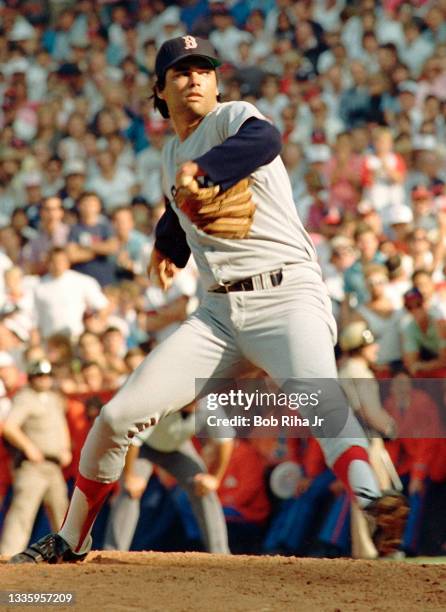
[174,177,256,239]
[365,491,410,556]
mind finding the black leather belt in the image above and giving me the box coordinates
[209,269,283,293]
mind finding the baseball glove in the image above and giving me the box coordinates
[365,491,409,556]
[174,176,255,239]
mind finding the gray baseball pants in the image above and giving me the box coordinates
[79,264,367,483]
[103,440,229,553]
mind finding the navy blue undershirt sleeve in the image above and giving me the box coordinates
[154,200,190,268]
[193,117,282,191]
[154,118,281,263]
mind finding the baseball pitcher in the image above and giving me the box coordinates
[10,36,407,564]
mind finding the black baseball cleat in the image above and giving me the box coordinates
[364,491,410,557]
[8,533,90,564]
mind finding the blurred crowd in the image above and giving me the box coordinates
[0,0,446,558]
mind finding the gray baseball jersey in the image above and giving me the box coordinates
[162,101,321,290]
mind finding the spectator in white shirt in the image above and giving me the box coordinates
[87,149,138,212]
[136,125,165,206]
[313,0,344,34]
[256,74,289,127]
[33,247,108,340]
[400,19,434,78]
[22,196,70,275]
[360,127,406,223]
[0,251,13,304]
[144,260,199,345]
[281,142,307,205]
[2,267,37,335]
[210,6,252,64]
[57,111,88,161]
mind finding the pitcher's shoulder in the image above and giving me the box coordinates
[214,100,266,119]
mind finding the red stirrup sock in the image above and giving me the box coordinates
[59,474,116,553]
[332,446,380,508]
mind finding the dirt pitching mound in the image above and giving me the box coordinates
[1,552,445,612]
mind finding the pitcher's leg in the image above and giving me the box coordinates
[80,315,240,482]
[59,314,242,552]
[240,306,381,508]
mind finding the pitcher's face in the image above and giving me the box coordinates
[158,57,218,120]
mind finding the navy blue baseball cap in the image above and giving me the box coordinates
[155,36,221,82]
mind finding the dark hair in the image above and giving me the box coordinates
[76,191,102,208]
[379,42,398,55]
[385,254,402,276]
[48,246,67,259]
[362,30,376,42]
[102,326,122,337]
[354,222,375,241]
[390,362,411,377]
[124,347,145,363]
[412,268,432,282]
[152,76,170,119]
[81,360,102,372]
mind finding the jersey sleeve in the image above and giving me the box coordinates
[154,201,191,268]
[216,101,267,140]
[194,116,282,192]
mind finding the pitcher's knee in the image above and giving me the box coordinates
[100,401,158,439]
[100,402,131,438]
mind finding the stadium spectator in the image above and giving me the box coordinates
[33,248,108,340]
[101,326,127,378]
[143,262,199,344]
[361,127,406,224]
[111,206,152,282]
[79,361,108,393]
[135,124,166,207]
[0,360,71,556]
[321,236,356,323]
[66,192,117,286]
[384,370,442,555]
[78,331,108,371]
[87,149,138,213]
[216,439,271,554]
[354,263,404,373]
[401,288,446,377]
[337,321,397,559]
[339,61,371,129]
[412,269,446,312]
[22,196,70,275]
[411,185,437,235]
[58,159,88,212]
[323,132,363,214]
[21,172,44,229]
[343,223,385,313]
[0,352,25,398]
